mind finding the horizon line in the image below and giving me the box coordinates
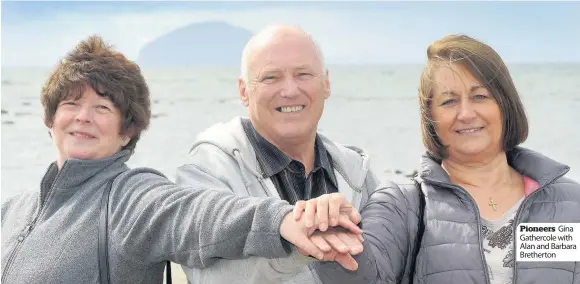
[3,61,580,69]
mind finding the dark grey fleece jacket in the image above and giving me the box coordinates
[1,150,294,284]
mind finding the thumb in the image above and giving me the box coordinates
[292,235,324,260]
[297,247,310,256]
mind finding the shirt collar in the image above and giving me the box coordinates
[242,119,337,187]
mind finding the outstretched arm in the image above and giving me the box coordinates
[110,169,359,268]
[298,185,415,284]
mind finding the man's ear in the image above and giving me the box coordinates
[239,77,250,107]
[324,69,331,99]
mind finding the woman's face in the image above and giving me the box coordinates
[430,63,503,160]
[50,86,130,168]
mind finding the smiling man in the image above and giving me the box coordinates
[175,25,379,283]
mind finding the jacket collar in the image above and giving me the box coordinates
[417,147,569,188]
[39,150,131,205]
[191,116,372,189]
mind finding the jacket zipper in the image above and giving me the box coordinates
[0,225,33,283]
[511,169,568,283]
[1,162,67,282]
[422,178,492,284]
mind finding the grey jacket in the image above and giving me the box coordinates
[1,150,294,284]
[316,147,580,283]
[176,116,379,284]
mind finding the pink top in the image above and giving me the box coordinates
[523,176,540,197]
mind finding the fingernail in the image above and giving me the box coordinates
[306,220,313,227]
[317,253,324,260]
[320,223,327,231]
[330,218,337,225]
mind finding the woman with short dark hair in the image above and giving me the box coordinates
[1,35,361,284]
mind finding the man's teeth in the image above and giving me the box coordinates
[457,128,482,134]
[280,106,304,113]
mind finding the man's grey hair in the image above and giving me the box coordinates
[240,24,326,84]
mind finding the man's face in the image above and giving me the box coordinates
[239,32,330,145]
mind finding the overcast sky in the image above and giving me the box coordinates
[2,1,579,67]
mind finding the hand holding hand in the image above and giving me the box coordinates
[294,193,362,237]
[280,193,364,270]
[307,228,363,271]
